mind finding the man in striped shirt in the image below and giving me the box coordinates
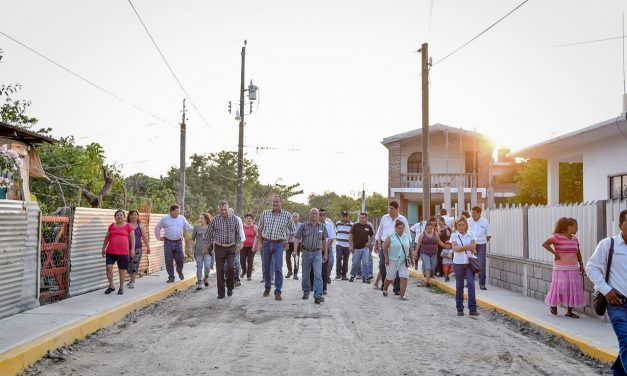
[254,195,295,301]
[335,211,353,280]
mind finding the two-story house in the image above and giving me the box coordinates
[382,123,515,223]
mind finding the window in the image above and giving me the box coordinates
[609,174,627,200]
[407,152,422,173]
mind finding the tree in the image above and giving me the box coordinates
[365,192,389,219]
[511,159,583,205]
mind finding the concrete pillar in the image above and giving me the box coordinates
[457,176,465,214]
[444,184,451,213]
[547,159,559,205]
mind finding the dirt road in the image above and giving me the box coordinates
[24,259,608,376]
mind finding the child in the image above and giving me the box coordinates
[440,241,453,282]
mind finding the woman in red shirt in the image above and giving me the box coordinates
[101,209,135,295]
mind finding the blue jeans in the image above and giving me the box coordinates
[195,254,212,283]
[476,243,487,286]
[301,250,323,298]
[421,253,437,276]
[454,263,477,312]
[608,302,627,375]
[164,240,184,279]
[263,241,284,294]
[351,248,371,278]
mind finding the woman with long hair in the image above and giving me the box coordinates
[542,217,585,318]
[126,210,150,289]
[191,213,213,290]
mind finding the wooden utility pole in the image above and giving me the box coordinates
[420,42,431,220]
[179,99,186,212]
[236,41,247,216]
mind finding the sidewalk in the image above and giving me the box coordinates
[0,262,198,376]
[408,268,618,363]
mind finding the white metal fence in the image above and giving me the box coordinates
[527,203,599,264]
[487,205,524,258]
[607,199,627,237]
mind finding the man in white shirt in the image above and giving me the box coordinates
[154,204,193,283]
[586,209,627,375]
[374,201,409,293]
[319,209,336,293]
[468,206,491,290]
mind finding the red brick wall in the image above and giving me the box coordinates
[388,141,401,198]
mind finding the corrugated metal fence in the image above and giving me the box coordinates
[69,208,167,296]
[0,200,40,319]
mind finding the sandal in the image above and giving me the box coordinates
[550,307,557,315]
[373,285,380,290]
[105,286,115,294]
[399,296,408,301]
[565,312,580,319]
[382,291,388,297]
[117,289,124,295]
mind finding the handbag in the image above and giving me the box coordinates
[458,235,480,273]
[592,238,614,316]
[395,234,413,267]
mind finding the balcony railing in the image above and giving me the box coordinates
[400,173,477,189]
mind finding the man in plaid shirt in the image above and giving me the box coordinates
[255,195,295,301]
[204,200,241,299]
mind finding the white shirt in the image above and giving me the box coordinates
[236,216,246,243]
[154,214,193,240]
[586,234,627,296]
[375,214,410,241]
[450,231,477,265]
[468,217,491,244]
[411,221,427,242]
[443,215,455,228]
[322,219,336,241]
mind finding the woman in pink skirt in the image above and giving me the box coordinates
[542,217,585,318]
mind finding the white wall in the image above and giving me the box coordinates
[582,136,627,201]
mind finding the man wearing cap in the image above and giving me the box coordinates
[294,208,328,304]
[335,211,353,280]
[154,204,193,283]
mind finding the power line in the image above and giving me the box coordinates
[127,0,211,129]
[0,30,176,127]
[549,35,627,48]
[431,0,529,67]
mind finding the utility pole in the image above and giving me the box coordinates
[179,99,186,213]
[236,41,247,216]
[420,42,431,220]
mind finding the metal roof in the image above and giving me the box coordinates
[0,122,57,145]
[509,116,627,159]
[381,123,491,146]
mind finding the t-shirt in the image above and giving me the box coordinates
[450,231,477,265]
[107,223,133,255]
[350,222,374,249]
[552,233,579,268]
[468,217,491,244]
[388,233,411,261]
[335,220,353,247]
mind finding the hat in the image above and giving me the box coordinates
[341,211,349,216]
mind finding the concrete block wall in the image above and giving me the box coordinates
[488,254,597,317]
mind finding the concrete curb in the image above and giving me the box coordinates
[408,269,617,364]
[0,275,197,376]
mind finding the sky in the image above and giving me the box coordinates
[1,0,626,203]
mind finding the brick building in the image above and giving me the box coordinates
[382,123,516,223]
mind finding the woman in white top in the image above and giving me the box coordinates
[450,216,479,316]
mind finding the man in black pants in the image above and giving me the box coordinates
[203,200,241,299]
